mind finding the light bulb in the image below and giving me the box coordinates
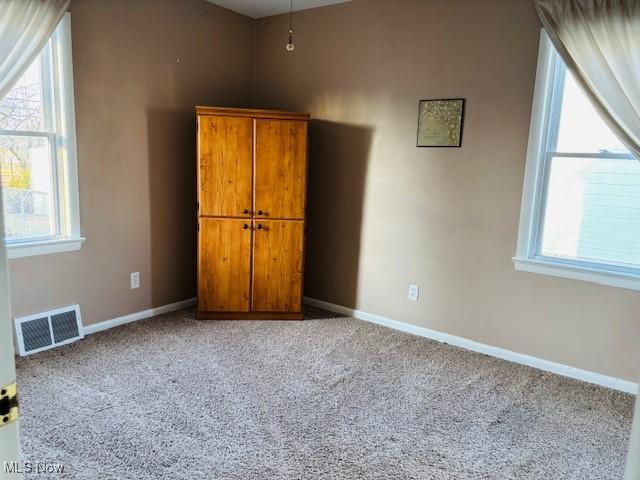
[286,29,295,52]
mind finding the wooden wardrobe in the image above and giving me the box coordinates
[196,106,310,320]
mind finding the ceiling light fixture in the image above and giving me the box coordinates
[286,0,295,52]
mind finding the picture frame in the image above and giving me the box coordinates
[416,98,465,148]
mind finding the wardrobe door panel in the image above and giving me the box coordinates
[198,115,253,217]
[198,218,252,312]
[252,220,304,312]
[254,119,307,220]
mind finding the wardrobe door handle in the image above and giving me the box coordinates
[256,210,264,216]
[256,224,263,230]
[243,224,249,230]
[243,209,250,215]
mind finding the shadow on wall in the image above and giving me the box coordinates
[304,120,373,308]
[146,108,197,307]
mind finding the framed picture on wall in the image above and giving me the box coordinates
[417,98,465,147]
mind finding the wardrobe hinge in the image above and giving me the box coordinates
[0,381,18,427]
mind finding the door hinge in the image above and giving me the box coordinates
[0,382,18,427]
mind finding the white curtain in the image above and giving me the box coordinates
[0,0,70,99]
[535,0,640,159]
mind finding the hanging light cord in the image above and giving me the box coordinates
[289,0,293,33]
[286,0,295,51]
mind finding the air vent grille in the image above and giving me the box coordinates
[51,311,80,343]
[21,317,52,352]
[15,305,83,356]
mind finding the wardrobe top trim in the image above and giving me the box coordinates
[196,106,310,121]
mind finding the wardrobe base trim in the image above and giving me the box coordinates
[196,311,304,320]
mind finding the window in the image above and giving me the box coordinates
[0,13,83,259]
[514,31,640,291]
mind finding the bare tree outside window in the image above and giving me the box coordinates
[0,55,55,240]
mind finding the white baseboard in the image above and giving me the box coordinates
[304,296,638,395]
[83,298,197,335]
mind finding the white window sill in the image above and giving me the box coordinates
[513,256,640,292]
[6,237,85,259]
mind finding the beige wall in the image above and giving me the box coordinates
[9,0,254,325]
[254,0,640,381]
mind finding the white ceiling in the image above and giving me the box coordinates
[206,0,352,19]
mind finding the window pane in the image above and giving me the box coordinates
[555,70,629,154]
[540,156,640,268]
[0,56,46,132]
[0,135,56,240]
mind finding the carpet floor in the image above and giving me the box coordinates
[16,307,634,479]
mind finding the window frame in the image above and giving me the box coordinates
[513,30,640,291]
[0,13,83,259]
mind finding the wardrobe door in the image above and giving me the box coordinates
[254,119,307,220]
[198,218,252,312]
[252,220,304,312]
[198,115,253,218]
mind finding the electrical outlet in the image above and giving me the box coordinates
[130,272,140,289]
[408,284,419,301]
